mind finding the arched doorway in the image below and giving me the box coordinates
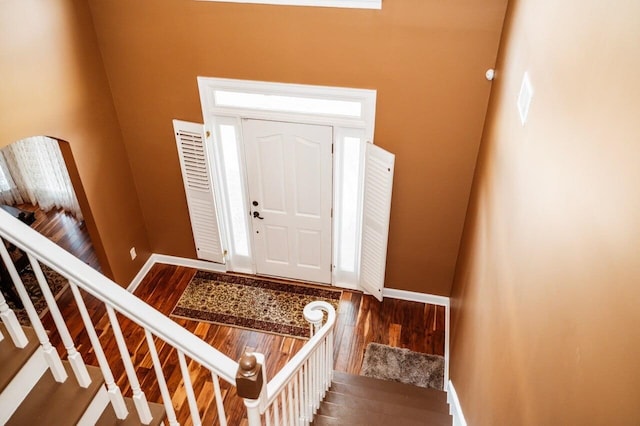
[0,135,105,272]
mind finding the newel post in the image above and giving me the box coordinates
[237,352,267,426]
[303,302,325,337]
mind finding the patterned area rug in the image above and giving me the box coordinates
[5,264,69,326]
[360,342,445,390]
[171,271,341,339]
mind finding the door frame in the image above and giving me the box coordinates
[198,77,377,288]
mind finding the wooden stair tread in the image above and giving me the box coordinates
[96,396,166,425]
[0,325,39,392]
[313,409,437,426]
[311,414,347,425]
[332,370,447,402]
[323,391,452,421]
[311,371,452,425]
[313,412,440,426]
[6,361,104,426]
[328,381,450,413]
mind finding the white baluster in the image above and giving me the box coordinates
[323,339,329,395]
[69,282,128,419]
[302,366,308,426]
[274,396,280,426]
[287,382,295,426]
[178,350,202,426]
[211,372,227,426]
[319,341,325,398]
[144,330,179,426]
[293,370,301,426]
[28,255,91,387]
[317,346,322,407]
[313,349,320,411]
[312,350,317,412]
[283,385,288,426]
[245,398,262,426]
[0,242,66,381]
[327,330,334,385]
[0,289,28,348]
[279,394,285,426]
[319,341,325,397]
[305,360,311,422]
[265,406,272,426]
[105,305,153,424]
[301,362,307,423]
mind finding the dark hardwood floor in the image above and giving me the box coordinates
[16,204,100,271]
[20,206,446,424]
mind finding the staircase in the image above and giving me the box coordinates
[312,371,452,426]
[0,324,166,425]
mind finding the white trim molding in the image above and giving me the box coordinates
[197,77,380,291]
[382,287,451,388]
[196,0,381,10]
[382,287,450,307]
[447,380,468,426]
[127,254,226,293]
[197,77,377,142]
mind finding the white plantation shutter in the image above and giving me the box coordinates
[359,142,395,301]
[173,120,224,263]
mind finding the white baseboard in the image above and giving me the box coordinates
[447,380,468,426]
[126,255,156,293]
[77,385,109,426]
[382,287,450,307]
[0,347,48,424]
[127,253,226,293]
[382,287,450,386]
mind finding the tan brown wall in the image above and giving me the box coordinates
[450,0,640,423]
[87,0,507,296]
[0,0,151,285]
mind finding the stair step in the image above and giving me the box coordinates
[6,361,105,426]
[332,370,447,402]
[311,371,452,425]
[313,412,446,426]
[313,403,444,426]
[0,324,49,424]
[96,396,167,425]
[328,381,450,414]
[0,324,40,392]
[322,391,452,423]
[312,413,371,425]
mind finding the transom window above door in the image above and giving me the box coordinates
[196,0,381,10]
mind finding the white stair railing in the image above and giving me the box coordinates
[0,209,238,424]
[237,301,337,426]
[0,240,68,383]
[0,209,337,425]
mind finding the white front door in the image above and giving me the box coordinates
[242,119,333,284]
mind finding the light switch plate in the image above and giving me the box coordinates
[517,72,533,125]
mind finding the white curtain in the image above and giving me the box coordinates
[0,136,82,220]
[0,152,23,205]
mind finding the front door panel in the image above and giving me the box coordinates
[243,119,333,284]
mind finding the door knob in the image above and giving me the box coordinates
[253,211,264,220]
[252,201,259,206]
